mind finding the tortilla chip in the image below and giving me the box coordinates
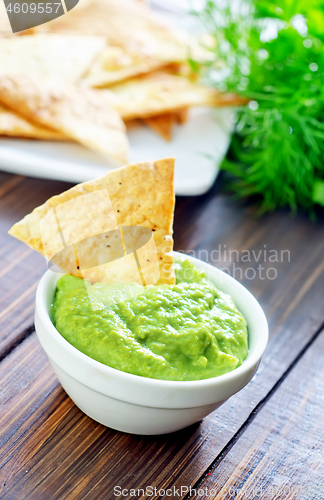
[0,1,12,36]
[82,42,186,88]
[8,158,175,285]
[0,34,105,82]
[0,73,129,165]
[143,113,175,142]
[0,103,67,140]
[35,0,188,87]
[82,31,213,88]
[124,118,142,131]
[143,107,190,141]
[175,108,189,125]
[109,71,243,120]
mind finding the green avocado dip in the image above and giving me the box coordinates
[51,260,248,381]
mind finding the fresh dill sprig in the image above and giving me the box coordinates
[193,0,324,213]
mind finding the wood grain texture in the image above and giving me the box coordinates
[0,174,324,499]
[0,172,72,358]
[195,328,324,500]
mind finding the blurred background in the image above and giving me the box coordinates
[0,0,324,215]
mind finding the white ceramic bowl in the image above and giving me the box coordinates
[35,252,268,435]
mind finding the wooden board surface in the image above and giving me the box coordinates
[0,172,73,359]
[0,172,324,499]
[195,325,324,499]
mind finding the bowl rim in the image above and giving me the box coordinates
[35,251,269,390]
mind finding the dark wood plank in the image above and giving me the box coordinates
[0,334,105,499]
[0,173,73,358]
[193,328,324,499]
[1,184,324,499]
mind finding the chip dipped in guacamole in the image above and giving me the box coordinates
[9,157,248,381]
[51,260,248,382]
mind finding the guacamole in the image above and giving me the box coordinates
[51,260,248,381]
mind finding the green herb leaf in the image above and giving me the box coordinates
[193,0,324,213]
[313,179,324,206]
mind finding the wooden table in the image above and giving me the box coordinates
[0,170,324,500]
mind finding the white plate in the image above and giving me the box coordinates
[0,107,235,196]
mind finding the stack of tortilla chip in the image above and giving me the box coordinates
[0,0,243,162]
[0,73,129,165]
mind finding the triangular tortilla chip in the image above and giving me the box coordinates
[0,73,129,165]
[9,158,175,285]
[175,108,189,125]
[0,103,66,140]
[82,42,187,88]
[108,71,244,120]
[143,108,190,141]
[0,34,105,82]
[0,4,11,35]
[143,113,175,142]
[36,0,188,87]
